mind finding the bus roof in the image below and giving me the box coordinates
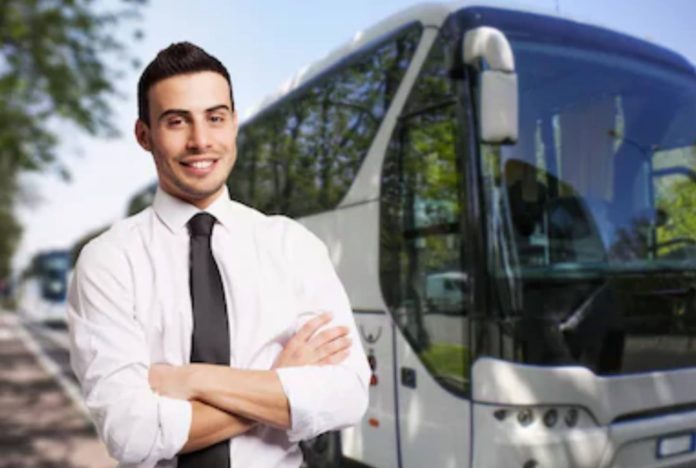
[241,2,451,123]
[240,1,694,125]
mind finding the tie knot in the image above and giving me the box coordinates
[188,212,217,237]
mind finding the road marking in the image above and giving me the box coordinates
[14,318,90,419]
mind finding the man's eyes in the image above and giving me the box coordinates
[163,114,226,127]
[166,117,185,127]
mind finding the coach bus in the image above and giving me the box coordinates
[19,250,72,325]
[124,1,696,466]
[227,2,696,467]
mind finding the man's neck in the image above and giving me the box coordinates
[162,185,226,210]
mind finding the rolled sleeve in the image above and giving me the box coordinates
[277,220,370,441]
[157,395,192,460]
[276,364,368,442]
[68,238,191,465]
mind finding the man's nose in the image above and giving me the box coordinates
[186,122,211,151]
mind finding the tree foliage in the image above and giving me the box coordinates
[0,0,145,279]
[0,0,145,172]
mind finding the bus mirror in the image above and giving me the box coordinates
[463,27,519,144]
[479,70,518,144]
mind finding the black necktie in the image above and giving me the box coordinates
[178,212,230,468]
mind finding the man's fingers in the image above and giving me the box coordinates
[320,349,350,365]
[293,312,332,343]
[317,336,352,361]
[308,326,349,348]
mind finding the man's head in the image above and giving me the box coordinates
[135,42,238,209]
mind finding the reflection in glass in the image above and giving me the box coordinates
[381,31,470,395]
[230,26,421,217]
[480,34,696,374]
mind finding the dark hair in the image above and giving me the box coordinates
[137,42,234,124]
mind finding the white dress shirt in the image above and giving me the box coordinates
[67,186,370,468]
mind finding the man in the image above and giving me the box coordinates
[67,42,370,468]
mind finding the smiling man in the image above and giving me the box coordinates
[67,42,370,468]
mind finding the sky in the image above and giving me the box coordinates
[13,0,696,271]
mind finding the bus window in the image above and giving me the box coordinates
[478,31,696,373]
[231,25,421,217]
[653,146,696,261]
[381,31,471,395]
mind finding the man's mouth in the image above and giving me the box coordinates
[183,160,214,169]
[180,159,218,175]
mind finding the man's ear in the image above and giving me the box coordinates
[135,119,152,151]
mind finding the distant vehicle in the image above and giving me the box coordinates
[128,1,696,466]
[19,250,72,325]
[425,271,468,314]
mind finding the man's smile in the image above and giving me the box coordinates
[179,158,219,176]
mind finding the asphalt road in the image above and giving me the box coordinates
[0,312,113,468]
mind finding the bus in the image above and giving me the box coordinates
[127,2,696,466]
[18,250,72,325]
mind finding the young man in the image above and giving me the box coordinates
[67,42,370,468]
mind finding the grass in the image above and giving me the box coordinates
[419,342,470,390]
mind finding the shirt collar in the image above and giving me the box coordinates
[152,185,235,234]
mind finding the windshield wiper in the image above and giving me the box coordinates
[559,283,607,333]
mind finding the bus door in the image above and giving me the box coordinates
[380,22,474,468]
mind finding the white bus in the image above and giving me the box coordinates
[18,250,72,325]
[130,2,696,466]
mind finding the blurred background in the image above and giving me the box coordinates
[0,0,693,466]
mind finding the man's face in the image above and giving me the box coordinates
[135,71,237,208]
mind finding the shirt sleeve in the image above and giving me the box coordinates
[67,237,191,465]
[274,221,370,442]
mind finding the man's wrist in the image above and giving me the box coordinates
[186,364,206,400]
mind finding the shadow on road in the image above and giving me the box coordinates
[0,321,113,468]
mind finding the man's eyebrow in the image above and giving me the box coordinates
[157,109,190,122]
[205,104,232,114]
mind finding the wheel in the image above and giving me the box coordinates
[300,431,342,468]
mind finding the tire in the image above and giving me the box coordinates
[300,431,342,468]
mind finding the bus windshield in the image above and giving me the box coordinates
[480,34,696,373]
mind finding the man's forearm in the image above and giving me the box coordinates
[188,364,291,429]
[180,401,256,454]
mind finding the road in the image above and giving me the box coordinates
[0,312,113,467]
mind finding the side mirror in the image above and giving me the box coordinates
[463,27,518,144]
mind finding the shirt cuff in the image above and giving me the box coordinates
[157,395,192,459]
[275,367,318,442]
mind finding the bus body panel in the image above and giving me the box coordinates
[472,358,696,466]
[299,202,383,310]
[343,312,400,467]
[395,329,471,468]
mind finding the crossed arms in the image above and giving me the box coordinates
[149,313,354,453]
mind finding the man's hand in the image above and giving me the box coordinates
[272,312,352,369]
[149,363,195,400]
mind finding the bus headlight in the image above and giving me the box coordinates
[543,409,558,428]
[517,408,534,426]
[489,405,595,430]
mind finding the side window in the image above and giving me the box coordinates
[654,146,696,259]
[380,31,471,395]
[230,25,422,217]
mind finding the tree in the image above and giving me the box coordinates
[0,0,146,279]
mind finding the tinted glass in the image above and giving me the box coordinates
[230,25,422,217]
[381,31,471,395]
[479,29,696,373]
